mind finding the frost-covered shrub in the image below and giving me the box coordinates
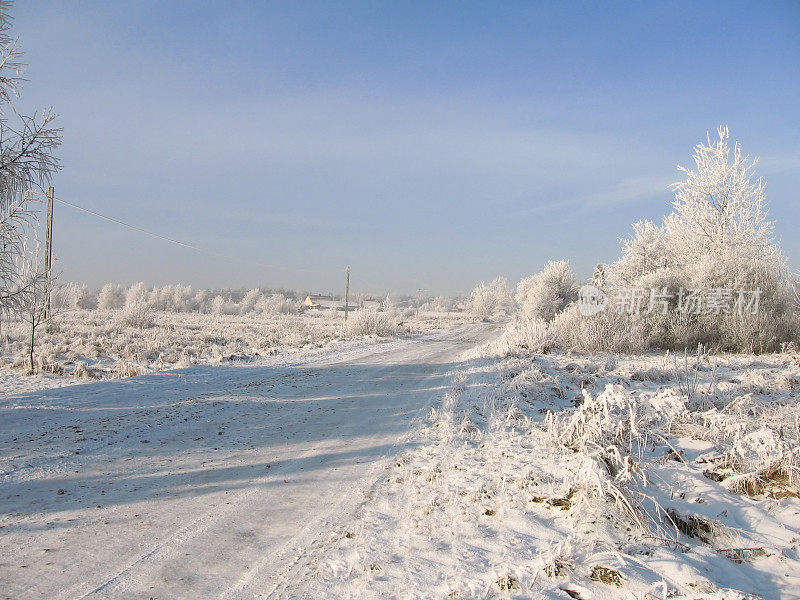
[466,277,513,320]
[149,284,196,312]
[118,299,155,329]
[239,288,263,315]
[150,285,174,311]
[595,127,798,353]
[516,261,577,322]
[256,293,297,315]
[112,282,155,328]
[553,304,647,354]
[421,295,455,313]
[210,294,236,315]
[194,289,211,312]
[484,318,557,357]
[53,283,94,310]
[343,308,397,337]
[97,283,125,310]
[125,282,149,307]
[172,284,195,311]
[608,221,671,286]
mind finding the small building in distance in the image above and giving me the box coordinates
[303,295,336,309]
[303,295,358,312]
[303,294,382,312]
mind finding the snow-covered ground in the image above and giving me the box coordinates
[0,322,497,599]
[0,308,469,381]
[3,320,799,599]
[291,348,800,599]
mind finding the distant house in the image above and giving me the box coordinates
[303,295,359,311]
[303,295,335,309]
[451,303,466,313]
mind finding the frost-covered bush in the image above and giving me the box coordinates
[239,288,263,315]
[117,300,155,329]
[484,318,557,357]
[150,284,174,311]
[125,282,149,307]
[149,284,196,312]
[561,127,798,354]
[194,289,211,312]
[516,261,577,322]
[466,277,513,320]
[256,293,297,315]
[608,221,670,286]
[211,294,237,315]
[172,284,196,311]
[97,283,125,310]
[117,287,155,329]
[553,304,647,354]
[343,307,397,337]
[54,283,94,310]
[421,295,455,313]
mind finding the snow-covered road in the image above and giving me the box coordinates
[0,322,498,599]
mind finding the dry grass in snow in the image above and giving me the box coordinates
[295,349,800,599]
[0,308,470,386]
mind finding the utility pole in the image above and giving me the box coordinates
[44,186,54,322]
[344,265,350,320]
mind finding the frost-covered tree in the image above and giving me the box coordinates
[516,260,577,322]
[466,277,513,320]
[211,294,236,315]
[609,126,781,292]
[666,126,775,265]
[194,289,211,312]
[124,281,149,308]
[150,284,175,311]
[599,126,797,352]
[608,220,671,286]
[53,282,92,309]
[117,282,154,328]
[12,239,52,371]
[0,2,61,316]
[239,288,262,315]
[0,193,42,318]
[257,293,297,315]
[172,284,195,311]
[97,283,125,310]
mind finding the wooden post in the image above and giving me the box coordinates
[344,265,350,320]
[44,186,54,321]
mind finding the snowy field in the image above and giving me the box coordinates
[0,307,469,392]
[292,346,800,599]
[2,317,799,599]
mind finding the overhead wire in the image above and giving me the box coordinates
[47,193,390,293]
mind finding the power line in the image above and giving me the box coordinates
[52,195,322,275]
[55,196,234,258]
[48,194,390,293]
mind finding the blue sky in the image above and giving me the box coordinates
[11,1,800,295]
